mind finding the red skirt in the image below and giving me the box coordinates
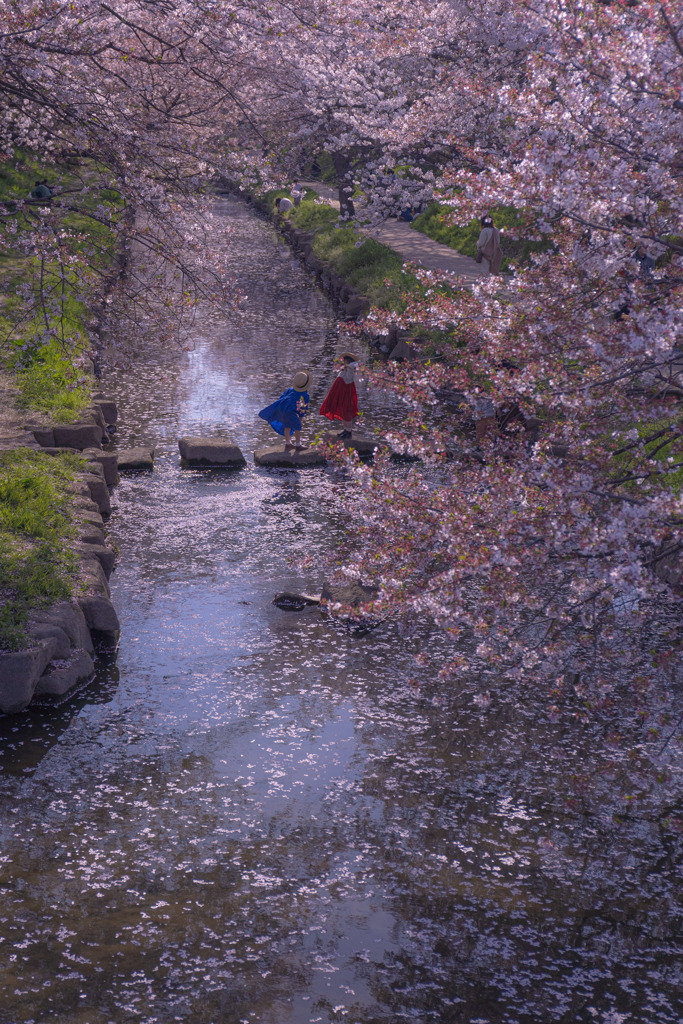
[320,377,358,421]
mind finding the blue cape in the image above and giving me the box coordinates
[259,388,310,435]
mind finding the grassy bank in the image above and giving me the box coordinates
[411,203,548,271]
[0,449,83,651]
[262,187,463,323]
[0,150,125,422]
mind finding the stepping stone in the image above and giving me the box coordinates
[117,447,154,471]
[178,437,246,467]
[324,431,385,458]
[254,444,326,468]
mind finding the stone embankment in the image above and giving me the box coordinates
[0,394,124,715]
[246,192,372,323]
[245,191,455,367]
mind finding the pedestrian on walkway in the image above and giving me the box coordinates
[320,354,359,438]
[259,371,312,448]
[475,215,503,274]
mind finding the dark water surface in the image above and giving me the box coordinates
[1,200,681,1024]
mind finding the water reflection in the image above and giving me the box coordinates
[0,199,680,1024]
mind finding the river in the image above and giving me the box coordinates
[0,198,680,1024]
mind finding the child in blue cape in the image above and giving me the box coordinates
[259,371,311,448]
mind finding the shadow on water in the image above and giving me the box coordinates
[0,199,681,1024]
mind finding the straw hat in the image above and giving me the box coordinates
[292,370,311,392]
[342,352,357,362]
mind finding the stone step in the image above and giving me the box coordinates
[254,444,326,468]
[116,447,155,471]
[178,437,246,467]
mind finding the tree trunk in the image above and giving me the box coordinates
[331,151,355,218]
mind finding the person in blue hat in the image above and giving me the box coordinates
[259,370,311,448]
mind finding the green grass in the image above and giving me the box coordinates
[612,416,683,494]
[15,341,91,422]
[262,188,448,313]
[411,203,550,271]
[312,226,423,309]
[1,148,124,421]
[0,449,83,651]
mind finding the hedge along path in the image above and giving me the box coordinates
[299,181,487,286]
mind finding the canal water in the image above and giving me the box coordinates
[0,199,680,1024]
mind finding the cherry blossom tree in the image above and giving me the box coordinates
[303,0,683,756]
[0,0,263,359]
[2,0,681,746]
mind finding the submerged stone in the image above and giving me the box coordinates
[117,447,155,471]
[254,444,326,468]
[178,437,246,466]
[324,431,385,458]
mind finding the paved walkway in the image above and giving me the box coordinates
[299,181,487,286]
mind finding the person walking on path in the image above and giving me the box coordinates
[259,371,312,448]
[320,354,359,439]
[476,215,503,275]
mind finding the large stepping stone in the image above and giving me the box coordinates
[324,431,385,458]
[117,447,155,471]
[254,444,326,468]
[178,437,246,467]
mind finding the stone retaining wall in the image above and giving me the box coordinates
[244,192,426,365]
[0,394,122,715]
[246,192,372,323]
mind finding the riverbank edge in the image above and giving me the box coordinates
[0,390,123,713]
[242,189,418,361]
[0,268,129,713]
[0,169,140,713]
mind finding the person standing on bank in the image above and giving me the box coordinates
[475,214,503,275]
[320,354,359,439]
[259,371,311,449]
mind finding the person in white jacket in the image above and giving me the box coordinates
[476,215,503,274]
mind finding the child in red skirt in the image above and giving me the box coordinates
[320,354,358,438]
